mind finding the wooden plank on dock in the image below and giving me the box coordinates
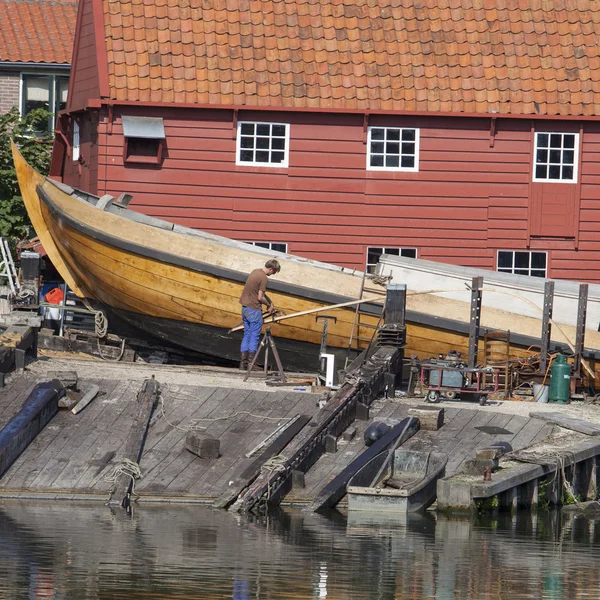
[106,378,159,509]
[529,412,600,436]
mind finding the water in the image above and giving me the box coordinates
[1,502,600,599]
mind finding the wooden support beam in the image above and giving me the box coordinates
[107,378,160,510]
[575,283,589,378]
[468,277,483,368]
[539,281,554,374]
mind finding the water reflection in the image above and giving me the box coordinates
[0,502,599,599]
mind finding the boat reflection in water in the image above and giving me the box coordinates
[1,502,600,599]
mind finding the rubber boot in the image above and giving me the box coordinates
[246,351,262,371]
[239,351,248,370]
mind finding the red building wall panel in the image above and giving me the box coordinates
[75,107,600,283]
[68,0,100,110]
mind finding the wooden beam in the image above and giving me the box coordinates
[212,414,311,510]
[106,378,160,510]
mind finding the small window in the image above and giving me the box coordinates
[72,121,80,162]
[122,116,165,165]
[246,241,288,253]
[21,74,69,130]
[497,251,547,278]
[367,127,419,171]
[366,247,417,274]
[236,122,289,168]
[533,132,578,183]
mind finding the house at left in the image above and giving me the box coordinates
[0,0,78,127]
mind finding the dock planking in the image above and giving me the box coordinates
[0,372,562,503]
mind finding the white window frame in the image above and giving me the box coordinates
[72,121,80,162]
[497,250,548,278]
[236,121,290,168]
[366,126,420,172]
[532,132,579,184]
[246,241,288,253]
[366,247,418,274]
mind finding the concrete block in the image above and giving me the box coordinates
[342,427,357,442]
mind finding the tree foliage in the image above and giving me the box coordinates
[0,107,53,239]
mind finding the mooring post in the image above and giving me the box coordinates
[467,277,483,369]
[539,281,555,375]
[574,283,588,379]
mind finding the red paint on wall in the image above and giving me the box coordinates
[58,106,600,283]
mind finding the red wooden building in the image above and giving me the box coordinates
[51,0,600,283]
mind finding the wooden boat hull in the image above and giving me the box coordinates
[347,449,448,514]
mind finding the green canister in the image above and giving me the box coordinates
[549,354,571,404]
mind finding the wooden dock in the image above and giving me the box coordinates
[0,373,318,502]
[0,368,559,506]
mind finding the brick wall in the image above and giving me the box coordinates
[0,71,20,113]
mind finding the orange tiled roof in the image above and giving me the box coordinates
[104,0,600,116]
[0,0,77,64]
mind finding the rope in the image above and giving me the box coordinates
[368,273,393,287]
[156,388,289,432]
[506,449,577,502]
[104,458,143,501]
[260,454,288,501]
[95,310,108,337]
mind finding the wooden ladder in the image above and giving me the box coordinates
[346,272,386,362]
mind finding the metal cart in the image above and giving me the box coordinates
[420,362,499,406]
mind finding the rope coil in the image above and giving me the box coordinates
[104,458,143,502]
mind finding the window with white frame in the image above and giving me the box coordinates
[367,127,419,171]
[236,122,289,167]
[72,121,80,162]
[21,73,69,130]
[533,132,578,183]
[366,247,417,274]
[497,251,547,278]
[246,241,288,253]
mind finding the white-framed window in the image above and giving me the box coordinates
[236,122,290,168]
[21,73,69,130]
[366,247,417,274]
[497,250,547,278]
[533,132,579,183]
[246,241,288,253]
[72,121,80,162]
[367,127,419,171]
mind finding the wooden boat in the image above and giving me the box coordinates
[12,144,600,374]
[347,449,448,514]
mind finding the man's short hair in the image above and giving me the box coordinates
[265,259,281,272]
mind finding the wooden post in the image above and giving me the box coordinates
[467,277,483,368]
[574,284,588,379]
[107,378,160,511]
[539,281,554,374]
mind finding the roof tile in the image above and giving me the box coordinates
[101,0,600,116]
